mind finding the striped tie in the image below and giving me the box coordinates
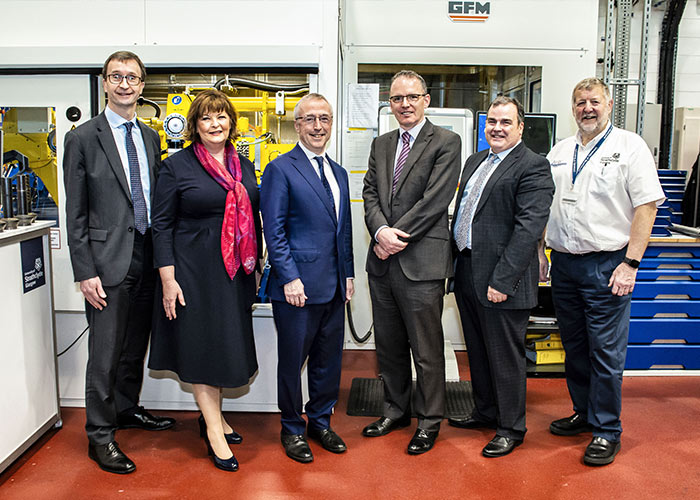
[392,131,411,193]
[123,122,148,235]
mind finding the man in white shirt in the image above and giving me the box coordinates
[541,77,665,466]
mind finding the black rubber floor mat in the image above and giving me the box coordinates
[346,378,474,418]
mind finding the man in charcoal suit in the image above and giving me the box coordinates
[64,50,175,474]
[448,96,554,458]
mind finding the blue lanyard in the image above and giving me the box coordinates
[572,124,612,185]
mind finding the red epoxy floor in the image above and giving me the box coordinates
[1,351,700,500]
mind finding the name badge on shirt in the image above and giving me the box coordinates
[562,190,579,205]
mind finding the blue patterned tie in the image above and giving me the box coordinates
[454,153,498,251]
[314,156,336,220]
[123,122,148,235]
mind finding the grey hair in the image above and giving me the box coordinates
[571,77,611,104]
[293,93,333,119]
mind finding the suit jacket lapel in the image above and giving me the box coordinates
[137,119,158,188]
[393,119,434,195]
[384,129,399,201]
[475,143,525,215]
[289,144,337,224]
[95,112,131,200]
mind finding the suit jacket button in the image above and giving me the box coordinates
[128,227,134,232]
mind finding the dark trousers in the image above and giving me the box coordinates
[453,252,530,440]
[273,290,345,436]
[550,248,631,442]
[85,230,155,445]
[368,258,446,432]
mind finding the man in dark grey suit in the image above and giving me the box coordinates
[448,96,554,457]
[362,70,461,454]
[64,51,174,474]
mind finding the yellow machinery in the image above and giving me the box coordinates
[140,88,303,183]
[1,107,58,204]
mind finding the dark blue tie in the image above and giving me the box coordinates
[314,156,336,219]
[123,122,148,235]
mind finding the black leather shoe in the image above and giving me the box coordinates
[482,435,523,458]
[117,407,175,431]
[550,413,593,436]
[362,416,411,437]
[88,441,136,474]
[448,415,497,429]
[198,414,242,444]
[308,427,347,453]
[407,429,438,455]
[281,434,313,463]
[583,436,620,466]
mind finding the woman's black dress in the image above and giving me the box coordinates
[148,146,260,387]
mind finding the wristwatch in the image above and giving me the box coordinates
[622,256,640,269]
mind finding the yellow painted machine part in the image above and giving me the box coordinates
[1,108,59,204]
[142,92,300,177]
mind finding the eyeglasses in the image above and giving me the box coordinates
[295,114,332,125]
[106,73,143,86]
[388,94,427,104]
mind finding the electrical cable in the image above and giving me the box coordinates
[137,97,162,118]
[346,303,373,343]
[57,325,88,357]
[213,76,309,94]
[657,0,687,168]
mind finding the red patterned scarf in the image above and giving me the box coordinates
[193,141,257,279]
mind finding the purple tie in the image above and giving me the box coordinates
[392,131,411,193]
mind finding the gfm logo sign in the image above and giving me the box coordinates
[448,1,491,22]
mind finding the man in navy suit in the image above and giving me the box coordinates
[261,93,354,463]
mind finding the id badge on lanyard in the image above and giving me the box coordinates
[571,124,613,189]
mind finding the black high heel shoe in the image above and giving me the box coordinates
[198,414,243,444]
[203,434,239,472]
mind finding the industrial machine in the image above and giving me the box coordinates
[138,77,309,183]
[0,106,57,220]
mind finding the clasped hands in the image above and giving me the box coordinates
[373,227,410,260]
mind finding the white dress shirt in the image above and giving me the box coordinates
[298,142,340,219]
[545,123,665,254]
[104,106,152,222]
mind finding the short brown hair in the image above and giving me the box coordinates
[390,70,428,94]
[184,89,239,143]
[571,77,611,104]
[489,95,525,124]
[102,51,146,81]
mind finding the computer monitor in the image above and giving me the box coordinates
[475,111,557,157]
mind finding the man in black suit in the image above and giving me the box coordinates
[64,51,174,474]
[362,70,461,454]
[448,96,554,457]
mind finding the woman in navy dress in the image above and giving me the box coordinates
[149,89,261,471]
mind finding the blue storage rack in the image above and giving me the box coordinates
[626,243,700,371]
